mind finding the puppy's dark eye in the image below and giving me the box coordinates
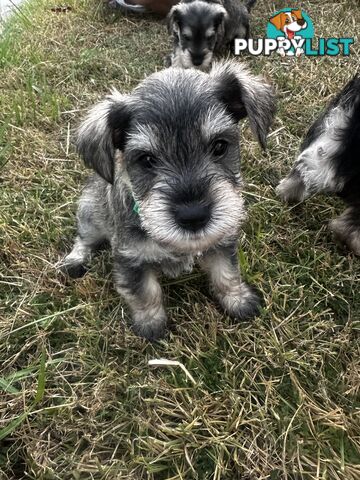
[138,154,156,170]
[211,140,228,156]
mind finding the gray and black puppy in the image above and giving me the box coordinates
[276,74,360,255]
[60,60,275,340]
[166,0,256,70]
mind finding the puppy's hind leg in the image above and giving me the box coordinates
[60,187,109,278]
[114,254,167,341]
[200,244,261,321]
[330,205,360,256]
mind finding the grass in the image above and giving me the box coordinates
[0,0,359,478]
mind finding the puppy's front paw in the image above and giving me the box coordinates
[330,217,360,256]
[132,313,168,341]
[219,283,261,321]
[57,258,88,278]
[164,54,172,68]
[276,171,308,204]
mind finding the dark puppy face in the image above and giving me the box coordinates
[168,1,226,69]
[77,62,276,253]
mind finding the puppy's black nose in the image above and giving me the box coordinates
[175,203,210,232]
[297,18,305,26]
[191,54,205,66]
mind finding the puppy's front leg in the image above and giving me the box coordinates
[276,167,310,204]
[200,245,260,321]
[330,206,360,256]
[113,255,167,341]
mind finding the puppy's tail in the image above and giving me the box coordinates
[244,0,256,12]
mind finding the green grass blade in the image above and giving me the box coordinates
[34,350,46,405]
[0,411,28,441]
[0,378,19,394]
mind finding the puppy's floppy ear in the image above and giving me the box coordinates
[213,9,226,29]
[167,5,182,35]
[77,90,131,184]
[210,61,276,149]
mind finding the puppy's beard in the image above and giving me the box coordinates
[195,51,214,71]
[174,48,213,70]
[139,180,245,253]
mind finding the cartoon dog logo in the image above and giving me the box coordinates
[269,9,308,56]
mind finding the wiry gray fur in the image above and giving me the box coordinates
[59,60,275,340]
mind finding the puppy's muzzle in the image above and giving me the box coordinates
[174,202,211,232]
[190,52,205,67]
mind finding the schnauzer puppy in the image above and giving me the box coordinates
[60,60,275,340]
[166,0,257,70]
[277,74,360,255]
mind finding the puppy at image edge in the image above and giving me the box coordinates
[277,74,360,255]
[59,60,276,341]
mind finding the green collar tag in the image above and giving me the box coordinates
[132,199,140,215]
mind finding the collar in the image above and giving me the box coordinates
[132,194,140,214]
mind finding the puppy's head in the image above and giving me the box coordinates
[77,61,276,253]
[167,0,226,70]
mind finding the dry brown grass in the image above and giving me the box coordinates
[0,0,359,478]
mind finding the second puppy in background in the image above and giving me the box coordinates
[166,0,256,70]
